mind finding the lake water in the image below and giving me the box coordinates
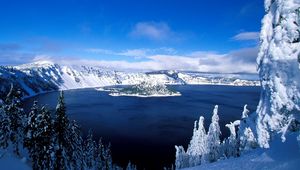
[24,85,260,169]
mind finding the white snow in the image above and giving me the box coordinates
[256,0,300,148]
[108,93,181,97]
[0,61,260,98]
[183,133,300,170]
[107,81,182,97]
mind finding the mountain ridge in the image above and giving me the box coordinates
[0,61,260,98]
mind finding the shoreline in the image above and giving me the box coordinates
[23,84,260,100]
[108,92,182,97]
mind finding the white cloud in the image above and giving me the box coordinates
[118,49,148,58]
[130,22,174,41]
[85,47,177,59]
[232,31,260,41]
[33,55,54,62]
[85,48,115,55]
[35,46,258,73]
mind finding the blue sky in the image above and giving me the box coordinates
[0,0,264,73]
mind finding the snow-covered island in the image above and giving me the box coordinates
[98,81,181,97]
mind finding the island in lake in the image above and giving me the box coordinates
[96,81,181,97]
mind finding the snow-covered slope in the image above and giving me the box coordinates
[183,133,300,170]
[0,61,260,98]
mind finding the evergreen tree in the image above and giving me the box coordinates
[103,143,113,170]
[84,130,97,169]
[35,106,53,169]
[126,161,137,170]
[0,104,10,149]
[206,105,221,162]
[223,120,240,158]
[186,116,207,166]
[66,120,84,169]
[256,0,300,148]
[238,105,258,154]
[4,85,25,155]
[53,91,69,170]
[24,101,40,169]
[95,138,105,169]
[175,145,188,169]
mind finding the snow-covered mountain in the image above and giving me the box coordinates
[0,61,260,98]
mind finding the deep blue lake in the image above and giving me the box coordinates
[24,85,260,170]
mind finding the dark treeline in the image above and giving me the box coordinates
[0,85,137,170]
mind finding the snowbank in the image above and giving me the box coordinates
[183,133,300,170]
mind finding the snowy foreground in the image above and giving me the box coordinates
[183,133,300,170]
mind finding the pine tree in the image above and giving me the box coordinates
[126,161,137,170]
[95,138,105,169]
[175,145,188,169]
[4,85,25,155]
[206,105,221,162]
[0,104,10,149]
[186,116,207,166]
[84,130,97,169]
[35,106,53,169]
[103,143,113,170]
[238,105,257,154]
[24,101,40,170]
[66,120,84,169]
[224,120,240,158]
[256,0,300,148]
[53,91,69,170]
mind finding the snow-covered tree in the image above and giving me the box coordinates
[24,102,54,170]
[4,85,25,155]
[238,105,258,154]
[126,161,137,170]
[223,120,240,158]
[53,91,69,170]
[24,101,40,169]
[35,106,54,169]
[242,104,249,119]
[66,120,84,169]
[84,130,97,169]
[103,143,113,170]
[186,116,207,166]
[175,145,188,169]
[256,0,300,148]
[206,105,221,162]
[0,104,10,149]
[95,138,105,169]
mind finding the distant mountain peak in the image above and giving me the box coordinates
[15,60,56,69]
